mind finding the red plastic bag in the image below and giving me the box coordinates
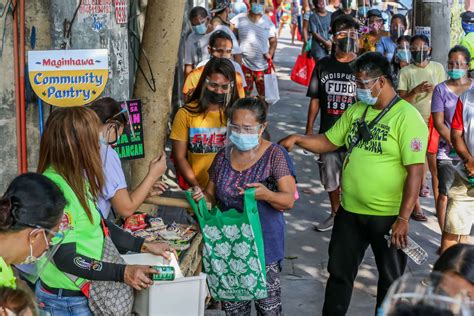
[290,53,315,87]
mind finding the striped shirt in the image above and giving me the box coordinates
[231,13,276,71]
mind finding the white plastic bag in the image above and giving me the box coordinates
[264,72,280,105]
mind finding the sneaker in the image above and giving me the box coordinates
[314,214,335,232]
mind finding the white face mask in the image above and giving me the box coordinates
[20,230,48,265]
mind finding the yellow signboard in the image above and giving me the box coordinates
[28,49,109,107]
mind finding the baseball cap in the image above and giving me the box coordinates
[367,9,383,18]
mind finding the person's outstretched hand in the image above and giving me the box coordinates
[148,154,167,180]
[142,241,177,260]
[278,135,298,152]
[124,265,157,290]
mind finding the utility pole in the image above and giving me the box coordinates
[130,0,186,213]
[414,0,451,64]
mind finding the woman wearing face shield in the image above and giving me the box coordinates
[171,57,240,191]
[391,35,411,86]
[398,34,447,222]
[0,174,66,316]
[0,173,66,290]
[376,14,407,62]
[359,9,388,55]
[35,107,174,315]
[90,97,168,219]
[191,97,296,314]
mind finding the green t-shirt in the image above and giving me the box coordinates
[40,168,104,291]
[397,61,446,123]
[460,33,474,70]
[325,99,428,216]
[0,257,16,289]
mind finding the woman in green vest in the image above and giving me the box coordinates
[35,107,173,315]
[0,173,66,290]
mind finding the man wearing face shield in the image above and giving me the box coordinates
[359,9,388,55]
[376,14,407,62]
[184,6,214,77]
[0,173,66,290]
[459,11,474,77]
[280,52,428,314]
[305,15,359,231]
[183,30,247,101]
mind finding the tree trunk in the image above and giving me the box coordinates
[130,0,186,213]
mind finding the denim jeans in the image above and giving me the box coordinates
[35,283,92,316]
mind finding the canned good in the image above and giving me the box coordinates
[152,266,175,281]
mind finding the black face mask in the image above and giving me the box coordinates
[204,88,226,105]
[337,37,357,53]
[412,50,430,64]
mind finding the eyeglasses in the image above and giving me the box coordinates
[109,105,135,139]
[354,77,380,89]
[228,123,262,134]
[206,79,234,92]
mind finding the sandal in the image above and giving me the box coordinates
[411,210,428,222]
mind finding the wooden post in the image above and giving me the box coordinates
[130,0,186,213]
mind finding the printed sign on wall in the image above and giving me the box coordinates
[28,49,109,107]
[114,99,145,160]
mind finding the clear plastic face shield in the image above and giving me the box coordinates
[395,41,411,64]
[203,78,234,108]
[225,121,265,160]
[15,225,69,284]
[411,41,431,65]
[379,272,473,316]
[334,30,359,54]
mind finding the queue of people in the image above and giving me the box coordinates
[0,1,473,315]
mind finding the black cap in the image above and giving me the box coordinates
[211,0,231,13]
[461,11,474,23]
[367,9,383,18]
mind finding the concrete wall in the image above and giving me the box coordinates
[0,0,51,191]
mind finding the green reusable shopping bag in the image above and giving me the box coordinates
[185,188,267,302]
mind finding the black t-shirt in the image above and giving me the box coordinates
[306,55,357,134]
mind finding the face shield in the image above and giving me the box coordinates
[379,272,473,316]
[225,121,264,160]
[334,30,359,54]
[15,226,69,284]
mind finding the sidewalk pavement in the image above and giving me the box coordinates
[271,30,441,316]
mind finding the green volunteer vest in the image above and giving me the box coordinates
[40,168,104,291]
[0,257,16,289]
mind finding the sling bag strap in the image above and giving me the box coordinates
[347,95,401,155]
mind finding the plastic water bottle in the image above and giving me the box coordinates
[384,234,428,265]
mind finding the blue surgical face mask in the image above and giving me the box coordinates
[462,21,474,34]
[251,3,264,15]
[396,50,411,63]
[356,78,382,106]
[229,131,260,151]
[447,68,467,80]
[192,22,207,35]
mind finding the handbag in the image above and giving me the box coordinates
[264,60,280,105]
[290,52,316,86]
[185,188,267,302]
[61,212,134,315]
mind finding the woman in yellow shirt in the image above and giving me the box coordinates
[0,173,66,289]
[171,57,240,190]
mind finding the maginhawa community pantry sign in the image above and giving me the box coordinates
[28,49,108,107]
